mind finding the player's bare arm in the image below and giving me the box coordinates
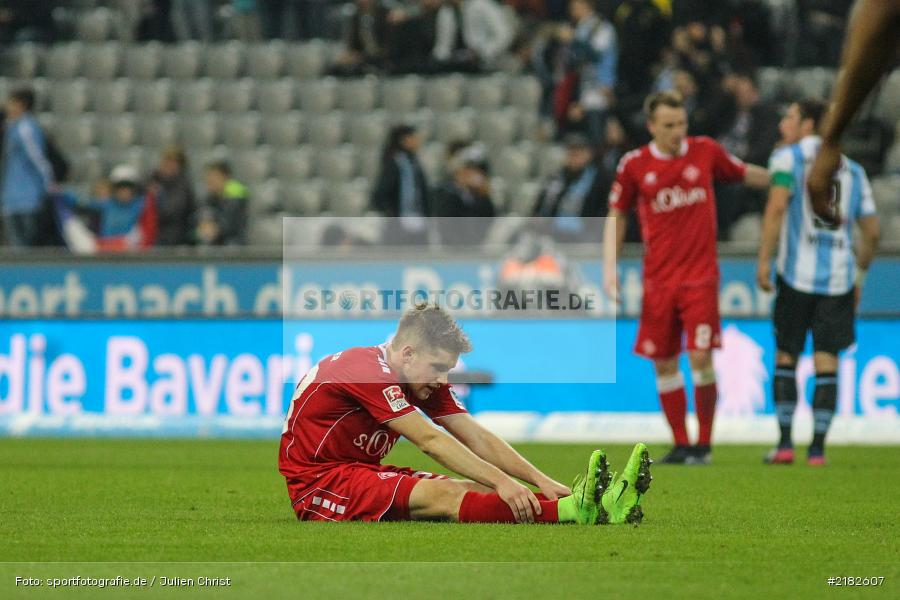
[809,0,900,219]
[742,164,771,190]
[854,214,881,305]
[387,409,543,522]
[603,207,628,303]
[756,185,791,292]
[439,413,571,499]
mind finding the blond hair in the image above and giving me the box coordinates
[392,303,472,355]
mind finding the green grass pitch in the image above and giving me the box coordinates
[2,439,897,599]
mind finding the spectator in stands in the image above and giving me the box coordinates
[0,0,56,44]
[716,72,779,167]
[171,0,212,42]
[149,146,196,247]
[798,0,854,66]
[332,0,391,75]
[371,124,430,244]
[670,20,729,93]
[78,165,158,252]
[1,88,54,249]
[229,0,263,41]
[534,0,617,145]
[117,0,174,42]
[385,0,443,74]
[714,72,780,238]
[196,161,249,246]
[433,143,496,245]
[433,0,515,72]
[612,0,670,101]
[532,132,609,241]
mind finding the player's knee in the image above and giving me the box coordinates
[813,352,838,373]
[775,351,797,368]
[653,358,679,377]
[408,479,468,521]
[688,350,713,371]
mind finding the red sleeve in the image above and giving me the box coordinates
[330,349,418,423]
[609,152,639,213]
[340,380,418,424]
[708,138,747,183]
[419,385,468,420]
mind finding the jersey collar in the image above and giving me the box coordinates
[649,140,688,160]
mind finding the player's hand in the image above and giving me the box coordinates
[535,476,571,501]
[807,141,843,226]
[603,269,621,304]
[756,262,773,292]
[495,478,541,524]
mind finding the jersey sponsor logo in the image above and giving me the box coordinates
[353,430,399,458]
[382,385,410,412]
[682,165,700,182]
[651,186,707,213]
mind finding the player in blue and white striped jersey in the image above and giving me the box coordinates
[756,99,880,466]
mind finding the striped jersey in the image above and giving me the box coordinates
[769,136,876,296]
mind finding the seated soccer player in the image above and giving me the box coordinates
[279,303,653,524]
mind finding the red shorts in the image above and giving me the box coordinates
[635,280,721,359]
[286,463,449,522]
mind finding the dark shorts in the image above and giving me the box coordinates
[773,276,855,356]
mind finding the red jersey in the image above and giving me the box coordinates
[609,136,746,286]
[278,344,467,485]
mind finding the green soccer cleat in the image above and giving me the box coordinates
[570,449,613,525]
[601,443,653,525]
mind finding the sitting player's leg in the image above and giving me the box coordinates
[406,451,613,524]
[601,443,653,524]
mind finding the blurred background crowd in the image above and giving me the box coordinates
[1,0,898,252]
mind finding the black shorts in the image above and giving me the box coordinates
[773,276,855,356]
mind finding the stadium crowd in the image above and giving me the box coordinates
[2,0,896,252]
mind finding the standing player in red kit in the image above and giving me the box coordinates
[279,304,653,524]
[603,91,770,464]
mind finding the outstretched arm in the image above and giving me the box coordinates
[439,413,572,500]
[742,164,771,190]
[388,411,543,522]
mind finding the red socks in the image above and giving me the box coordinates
[457,492,558,524]
[694,382,717,446]
[657,372,689,446]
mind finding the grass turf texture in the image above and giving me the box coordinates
[1,439,897,599]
